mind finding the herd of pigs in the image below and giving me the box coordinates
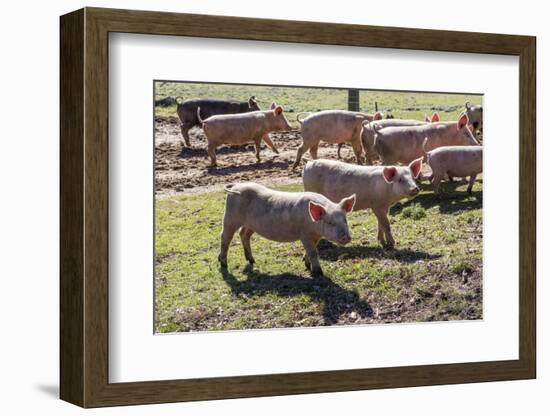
[173,96,483,277]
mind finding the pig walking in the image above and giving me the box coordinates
[219,182,356,277]
[373,113,480,165]
[424,145,483,194]
[292,110,373,169]
[303,158,423,246]
[336,111,383,160]
[176,96,260,147]
[198,103,292,167]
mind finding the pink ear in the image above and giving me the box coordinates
[270,102,277,110]
[409,157,423,178]
[457,113,469,130]
[468,123,475,133]
[382,166,397,183]
[340,194,356,213]
[274,105,283,115]
[308,201,326,222]
[431,112,440,122]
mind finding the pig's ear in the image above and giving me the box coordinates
[457,113,469,130]
[339,194,356,213]
[274,105,284,116]
[431,112,440,122]
[374,112,383,120]
[308,201,326,222]
[270,102,277,110]
[409,157,423,178]
[382,166,397,183]
[249,96,257,105]
[465,101,471,110]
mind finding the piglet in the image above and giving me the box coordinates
[424,144,482,194]
[199,102,292,167]
[219,182,356,277]
[303,158,423,246]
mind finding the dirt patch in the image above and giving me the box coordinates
[154,116,481,197]
[154,116,362,196]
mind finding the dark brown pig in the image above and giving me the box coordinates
[176,96,260,147]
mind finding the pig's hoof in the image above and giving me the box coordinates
[311,268,324,278]
[218,255,228,268]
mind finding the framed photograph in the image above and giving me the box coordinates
[60,7,536,408]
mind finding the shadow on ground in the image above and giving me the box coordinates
[221,265,373,325]
[206,159,291,176]
[317,240,441,263]
[391,180,482,215]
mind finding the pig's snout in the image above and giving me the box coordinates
[338,232,351,245]
[409,187,420,196]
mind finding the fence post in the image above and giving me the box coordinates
[348,89,360,112]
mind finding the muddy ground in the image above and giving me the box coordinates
[155,116,368,196]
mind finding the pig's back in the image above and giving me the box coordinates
[302,110,360,140]
[303,159,383,205]
[228,183,330,241]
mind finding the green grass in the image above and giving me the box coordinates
[155,181,483,332]
[154,81,482,127]
[401,203,427,220]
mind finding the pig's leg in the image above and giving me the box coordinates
[337,143,344,159]
[350,138,364,165]
[253,137,262,163]
[219,223,240,268]
[373,207,394,247]
[239,227,255,264]
[301,237,323,277]
[377,222,385,245]
[364,151,374,166]
[262,133,279,154]
[447,173,454,183]
[467,173,477,194]
[292,143,310,170]
[207,142,218,167]
[432,173,443,195]
[180,123,192,147]
[309,144,319,159]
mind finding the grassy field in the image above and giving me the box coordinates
[155,181,483,333]
[154,81,482,126]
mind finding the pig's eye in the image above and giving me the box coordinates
[399,178,404,183]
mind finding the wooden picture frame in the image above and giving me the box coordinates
[60,7,536,408]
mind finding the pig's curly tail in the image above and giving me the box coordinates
[422,137,431,163]
[296,112,310,126]
[223,184,241,195]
